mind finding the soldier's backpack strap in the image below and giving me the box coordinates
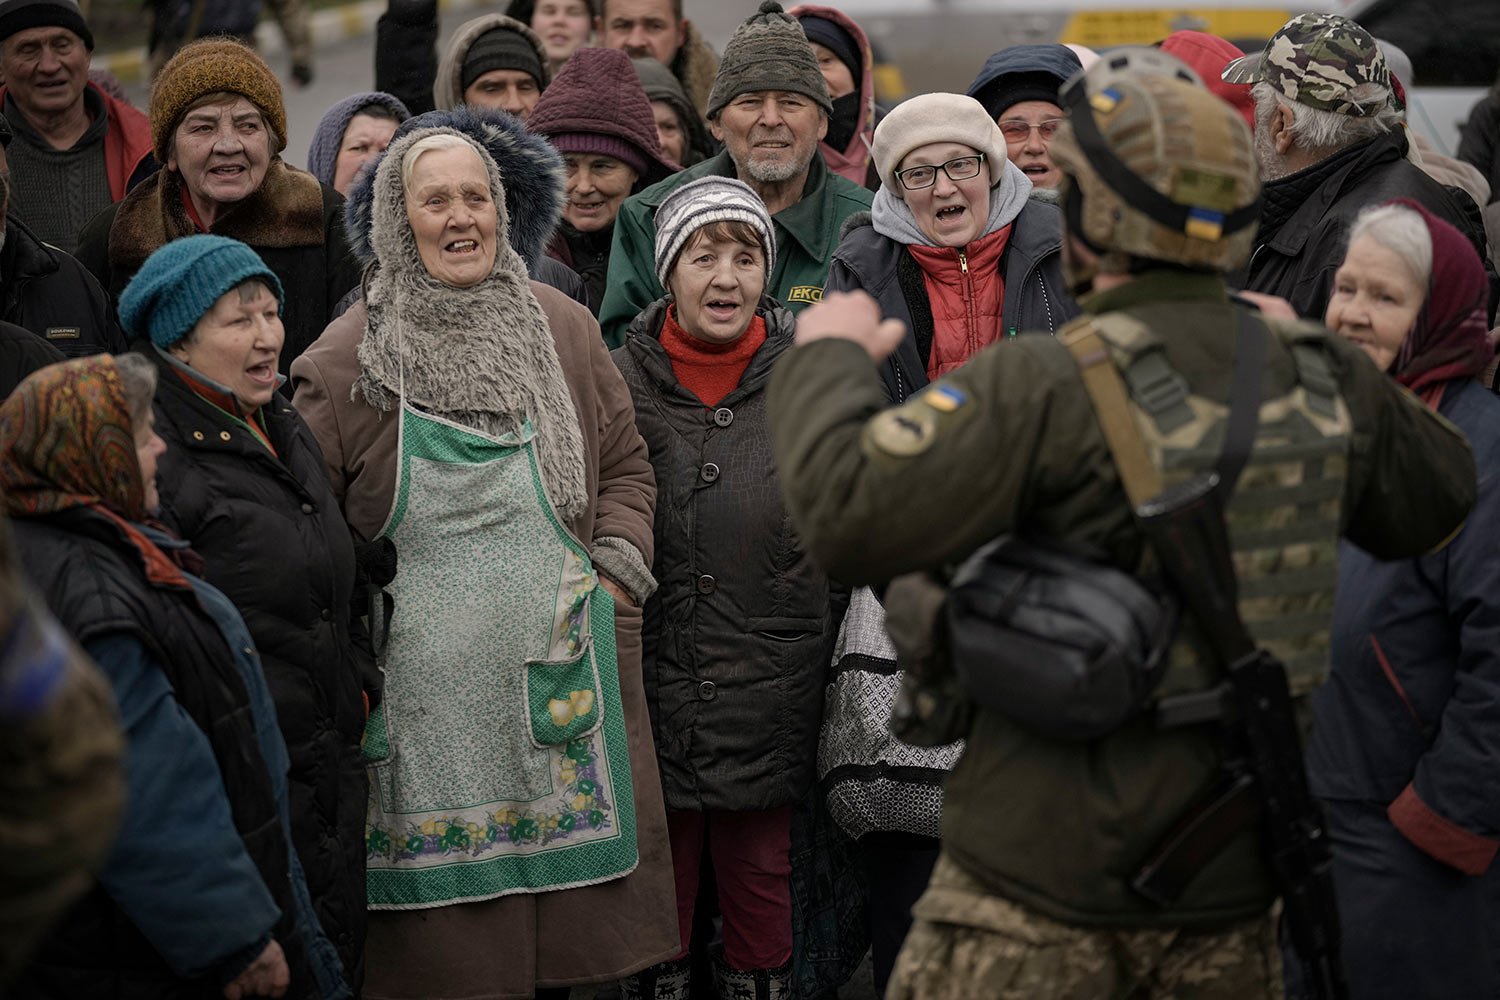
[1058,316,1162,507]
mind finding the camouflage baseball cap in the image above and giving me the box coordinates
[1221,13,1390,117]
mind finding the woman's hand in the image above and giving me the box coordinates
[597,572,635,609]
[222,941,289,999]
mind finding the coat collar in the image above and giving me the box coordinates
[107,159,327,277]
[1257,132,1404,257]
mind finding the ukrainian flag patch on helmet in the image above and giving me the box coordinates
[1185,207,1226,241]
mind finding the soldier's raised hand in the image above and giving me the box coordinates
[793,291,907,362]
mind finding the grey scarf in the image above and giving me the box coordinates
[356,126,589,522]
[871,156,1033,248]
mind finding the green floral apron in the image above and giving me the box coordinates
[363,397,638,909]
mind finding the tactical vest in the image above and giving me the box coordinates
[938,304,1357,929]
[1079,310,1353,707]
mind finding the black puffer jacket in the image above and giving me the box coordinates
[826,199,1077,404]
[144,347,367,987]
[11,508,306,1000]
[0,218,125,358]
[613,299,837,812]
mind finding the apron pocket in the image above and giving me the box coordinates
[363,702,394,763]
[524,636,605,748]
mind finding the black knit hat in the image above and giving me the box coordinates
[0,0,92,48]
[706,1,832,120]
[462,25,546,91]
[798,14,860,92]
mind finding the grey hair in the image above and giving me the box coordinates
[1348,202,1433,289]
[1252,82,1401,155]
[113,353,159,431]
[400,133,482,193]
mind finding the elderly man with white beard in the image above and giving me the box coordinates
[596,0,872,348]
[1224,12,1495,323]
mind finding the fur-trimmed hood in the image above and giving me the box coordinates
[673,19,720,117]
[434,13,550,111]
[344,105,566,272]
[356,123,589,521]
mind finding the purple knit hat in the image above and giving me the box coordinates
[526,47,680,184]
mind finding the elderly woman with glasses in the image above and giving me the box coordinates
[825,92,1077,405]
[817,90,1077,995]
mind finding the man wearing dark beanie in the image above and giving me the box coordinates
[598,0,873,347]
[0,0,149,252]
[434,13,549,119]
[965,43,1081,191]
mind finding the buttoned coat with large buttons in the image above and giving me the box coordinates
[141,345,369,988]
[614,297,838,812]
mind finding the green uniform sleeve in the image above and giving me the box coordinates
[1328,335,1477,558]
[769,335,1112,585]
[597,197,665,349]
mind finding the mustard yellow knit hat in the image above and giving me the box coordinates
[150,39,287,161]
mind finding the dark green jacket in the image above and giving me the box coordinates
[597,150,873,348]
[768,270,1477,928]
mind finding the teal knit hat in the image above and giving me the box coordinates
[118,236,285,349]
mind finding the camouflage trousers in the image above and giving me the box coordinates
[887,853,1283,1000]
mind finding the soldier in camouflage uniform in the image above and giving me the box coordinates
[766,53,1478,999]
[1225,13,1494,323]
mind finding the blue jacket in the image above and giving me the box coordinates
[1307,378,1500,876]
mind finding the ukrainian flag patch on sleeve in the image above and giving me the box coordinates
[923,385,968,413]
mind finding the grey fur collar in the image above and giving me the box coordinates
[356,125,588,521]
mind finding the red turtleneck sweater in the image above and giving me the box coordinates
[660,305,767,407]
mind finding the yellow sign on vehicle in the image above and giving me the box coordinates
[1060,8,1295,47]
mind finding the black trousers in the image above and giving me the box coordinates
[858,832,941,996]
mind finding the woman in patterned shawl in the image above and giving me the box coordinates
[0,356,346,1000]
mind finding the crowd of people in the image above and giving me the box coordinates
[0,0,1498,998]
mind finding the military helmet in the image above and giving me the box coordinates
[1049,50,1260,280]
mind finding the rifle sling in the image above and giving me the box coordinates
[1060,324,1162,507]
[1131,772,1259,907]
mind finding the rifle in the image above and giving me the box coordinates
[1133,474,1348,1000]
[1063,310,1348,1000]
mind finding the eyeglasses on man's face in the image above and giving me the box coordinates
[896,153,986,191]
[998,118,1064,143]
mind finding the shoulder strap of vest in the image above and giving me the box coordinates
[1059,315,1163,507]
[1267,320,1340,421]
[1091,312,1197,435]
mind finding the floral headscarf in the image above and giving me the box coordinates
[0,357,189,587]
[1386,198,1494,398]
[0,357,146,521]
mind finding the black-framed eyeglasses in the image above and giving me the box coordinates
[998,118,1064,143]
[895,153,986,191]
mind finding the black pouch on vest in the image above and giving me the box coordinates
[944,536,1177,741]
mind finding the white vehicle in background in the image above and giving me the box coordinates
[844,0,1496,156]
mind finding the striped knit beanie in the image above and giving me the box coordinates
[653,177,775,286]
[119,236,284,349]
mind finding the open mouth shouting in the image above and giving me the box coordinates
[703,297,742,323]
[445,238,480,255]
[245,360,277,387]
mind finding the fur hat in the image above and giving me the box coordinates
[706,0,832,120]
[0,0,91,48]
[871,93,1009,195]
[653,176,775,286]
[150,39,287,161]
[118,235,284,349]
[345,105,565,272]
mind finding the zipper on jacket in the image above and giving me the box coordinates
[1039,270,1055,333]
[958,250,969,275]
[956,249,979,358]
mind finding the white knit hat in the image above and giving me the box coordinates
[871,93,1010,196]
[653,177,777,287]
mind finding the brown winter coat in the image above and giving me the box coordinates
[289,287,678,998]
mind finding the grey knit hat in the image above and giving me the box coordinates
[706,1,832,120]
[871,93,1009,195]
[653,177,776,287]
